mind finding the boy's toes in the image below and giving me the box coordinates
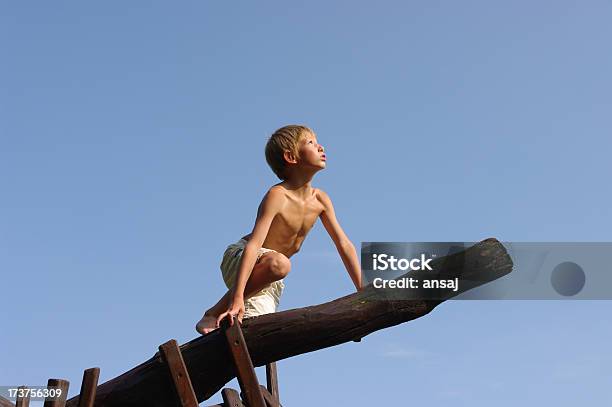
[195,316,218,335]
[195,322,211,335]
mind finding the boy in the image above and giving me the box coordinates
[196,125,362,335]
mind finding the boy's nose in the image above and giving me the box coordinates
[318,144,324,152]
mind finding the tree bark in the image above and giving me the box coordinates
[66,238,512,407]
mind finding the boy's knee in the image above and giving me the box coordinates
[268,254,291,279]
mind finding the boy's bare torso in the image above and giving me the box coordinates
[240,184,325,258]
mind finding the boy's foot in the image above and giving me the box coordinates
[195,313,218,335]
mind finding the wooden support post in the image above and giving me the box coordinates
[15,386,29,407]
[77,368,99,407]
[265,362,279,401]
[221,317,266,407]
[159,339,199,407]
[43,379,69,407]
[221,388,244,407]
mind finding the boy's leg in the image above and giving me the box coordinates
[196,252,290,334]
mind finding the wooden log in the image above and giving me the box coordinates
[222,318,266,407]
[159,340,199,407]
[265,363,279,402]
[65,238,512,407]
[15,385,29,407]
[43,379,69,407]
[77,368,99,407]
[221,388,244,407]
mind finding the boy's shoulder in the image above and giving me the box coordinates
[258,185,288,210]
[265,184,289,201]
[314,188,334,211]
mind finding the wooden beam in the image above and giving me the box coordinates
[15,386,29,407]
[259,386,282,407]
[159,339,199,407]
[239,387,281,407]
[64,238,512,407]
[0,395,15,407]
[77,368,99,407]
[265,362,279,402]
[222,318,266,407]
[43,379,69,407]
[221,388,244,407]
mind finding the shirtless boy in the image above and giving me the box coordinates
[196,125,362,335]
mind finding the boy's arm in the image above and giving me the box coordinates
[318,190,362,291]
[216,187,285,327]
[231,188,285,301]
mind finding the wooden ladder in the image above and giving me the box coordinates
[0,367,99,407]
[159,318,282,407]
[2,320,281,407]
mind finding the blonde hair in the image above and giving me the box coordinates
[265,125,314,180]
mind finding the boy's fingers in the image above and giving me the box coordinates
[216,310,241,328]
[216,312,227,328]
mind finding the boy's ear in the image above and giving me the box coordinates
[283,150,298,164]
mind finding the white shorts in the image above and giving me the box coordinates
[220,238,285,318]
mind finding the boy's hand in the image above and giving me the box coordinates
[216,297,246,328]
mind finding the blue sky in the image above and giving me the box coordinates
[1,1,611,406]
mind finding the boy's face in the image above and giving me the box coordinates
[297,132,326,170]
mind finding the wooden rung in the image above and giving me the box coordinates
[221,388,244,407]
[265,362,279,401]
[77,367,99,407]
[15,385,29,407]
[159,339,199,407]
[221,317,266,407]
[43,379,69,407]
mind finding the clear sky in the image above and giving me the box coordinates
[1,1,611,406]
